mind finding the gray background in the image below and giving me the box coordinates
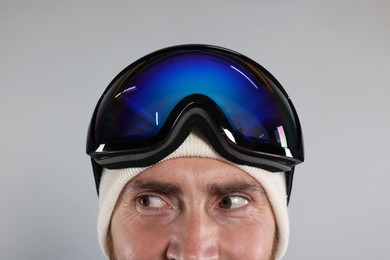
[1,1,389,259]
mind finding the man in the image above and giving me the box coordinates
[87,44,304,259]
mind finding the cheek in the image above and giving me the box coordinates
[110,208,172,259]
[217,210,276,258]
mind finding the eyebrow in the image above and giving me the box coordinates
[208,182,266,196]
[125,180,183,195]
[124,180,265,197]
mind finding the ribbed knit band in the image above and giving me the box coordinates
[98,132,289,259]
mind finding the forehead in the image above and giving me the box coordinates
[127,157,264,191]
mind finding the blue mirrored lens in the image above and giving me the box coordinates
[94,48,299,150]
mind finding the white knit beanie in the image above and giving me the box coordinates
[97,132,289,259]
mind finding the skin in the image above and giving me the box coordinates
[109,157,277,260]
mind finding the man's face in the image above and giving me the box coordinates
[109,158,277,259]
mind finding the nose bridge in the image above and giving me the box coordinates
[167,206,219,259]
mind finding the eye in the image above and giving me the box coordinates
[137,195,167,208]
[219,195,249,209]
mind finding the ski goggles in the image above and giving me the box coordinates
[86,44,304,199]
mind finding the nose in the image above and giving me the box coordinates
[166,211,220,260]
